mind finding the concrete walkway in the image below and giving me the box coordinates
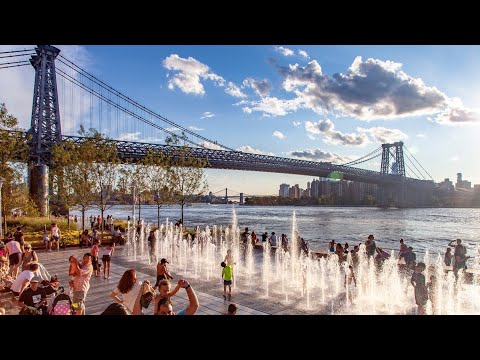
[36,246,268,315]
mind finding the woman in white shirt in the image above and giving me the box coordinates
[110,269,153,314]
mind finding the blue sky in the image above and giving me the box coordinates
[1,45,479,195]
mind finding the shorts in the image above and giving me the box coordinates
[224,280,232,286]
[9,253,21,266]
[92,257,98,270]
[73,291,86,309]
[52,236,59,242]
[102,255,111,263]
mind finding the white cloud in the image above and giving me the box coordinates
[163,54,243,99]
[357,126,408,143]
[242,78,272,97]
[290,148,354,164]
[305,119,368,146]
[118,132,141,141]
[164,127,181,132]
[435,98,480,125]
[278,56,450,120]
[242,96,303,117]
[225,82,247,98]
[200,111,215,119]
[449,155,459,162]
[275,46,294,56]
[416,133,426,138]
[237,145,274,156]
[188,126,205,131]
[272,131,285,140]
[298,49,310,59]
[200,141,222,150]
[292,121,302,127]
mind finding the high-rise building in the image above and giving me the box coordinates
[279,183,290,197]
[456,172,472,190]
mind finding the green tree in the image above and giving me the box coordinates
[143,150,175,228]
[51,130,96,231]
[167,135,208,225]
[0,103,36,229]
[84,128,120,233]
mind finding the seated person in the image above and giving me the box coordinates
[18,276,47,315]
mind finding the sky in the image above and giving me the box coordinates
[1,45,480,195]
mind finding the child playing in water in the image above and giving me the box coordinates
[411,262,428,315]
[344,265,357,288]
[221,261,234,301]
[224,249,235,266]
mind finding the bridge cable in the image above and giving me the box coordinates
[55,68,205,148]
[346,151,382,167]
[0,60,31,67]
[340,146,382,166]
[404,146,434,181]
[403,151,426,180]
[0,63,30,70]
[57,55,236,152]
[0,53,35,59]
[0,48,35,55]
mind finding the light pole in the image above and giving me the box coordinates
[0,177,4,240]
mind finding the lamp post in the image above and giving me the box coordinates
[0,177,4,240]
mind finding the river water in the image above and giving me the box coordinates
[71,204,480,256]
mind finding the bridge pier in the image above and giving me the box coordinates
[29,163,49,217]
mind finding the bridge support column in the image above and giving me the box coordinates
[29,163,49,217]
[240,193,244,205]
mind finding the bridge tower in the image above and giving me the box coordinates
[225,188,228,204]
[379,141,406,206]
[380,141,405,176]
[28,45,62,216]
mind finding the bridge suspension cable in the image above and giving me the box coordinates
[0,62,31,70]
[403,150,426,180]
[0,48,35,55]
[56,54,236,151]
[0,52,35,59]
[341,146,382,166]
[404,145,434,181]
[55,67,203,148]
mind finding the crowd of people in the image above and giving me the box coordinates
[0,217,476,316]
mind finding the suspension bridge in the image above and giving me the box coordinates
[0,45,436,215]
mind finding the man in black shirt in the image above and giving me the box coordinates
[18,277,47,315]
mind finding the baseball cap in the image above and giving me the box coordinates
[30,276,41,283]
[24,243,32,249]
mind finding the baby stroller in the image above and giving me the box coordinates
[49,287,74,315]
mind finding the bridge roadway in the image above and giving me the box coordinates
[62,136,434,189]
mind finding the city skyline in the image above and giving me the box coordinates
[1,45,479,195]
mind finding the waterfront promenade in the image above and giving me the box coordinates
[30,246,268,315]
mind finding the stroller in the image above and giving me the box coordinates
[49,287,74,315]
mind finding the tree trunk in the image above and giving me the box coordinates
[101,208,105,235]
[181,200,184,225]
[157,203,160,229]
[67,207,70,231]
[81,207,85,231]
[138,196,141,223]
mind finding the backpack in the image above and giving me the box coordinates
[50,293,74,315]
